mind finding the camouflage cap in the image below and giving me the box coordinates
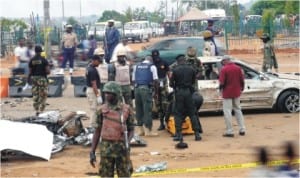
[102,81,121,97]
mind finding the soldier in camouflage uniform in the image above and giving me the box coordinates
[90,81,134,177]
[260,33,278,73]
[185,46,204,81]
[28,45,50,116]
[152,49,169,130]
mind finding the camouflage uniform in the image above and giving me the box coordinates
[152,49,169,130]
[91,81,134,177]
[28,46,50,115]
[31,76,48,112]
[185,47,204,89]
[261,33,278,72]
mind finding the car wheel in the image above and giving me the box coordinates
[277,91,299,113]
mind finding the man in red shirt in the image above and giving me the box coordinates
[219,56,246,137]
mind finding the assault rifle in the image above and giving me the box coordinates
[120,111,132,174]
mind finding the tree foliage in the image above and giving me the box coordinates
[261,9,275,36]
[67,17,78,25]
[250,0,299,15]
[98,10,126,23]
[0,18,28,31]
[98,6,165,24]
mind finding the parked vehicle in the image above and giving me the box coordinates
[175,56,299,113]
[136,37,225,65]
[88,21,123,41]
[124,20,152,42]
[151,22,164,37]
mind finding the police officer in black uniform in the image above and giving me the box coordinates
[152,49,169,130]
[169,55,202,141]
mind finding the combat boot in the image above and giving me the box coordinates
[144,127,158,137]
[157,118,165,131]
[173,132,183,141]
[195,131,202,141]
[137,126,145,136]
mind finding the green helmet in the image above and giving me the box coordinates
[102,81,121,97]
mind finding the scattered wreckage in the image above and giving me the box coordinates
[1,111,146,161]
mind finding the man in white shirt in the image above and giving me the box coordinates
[14,38,30,75]
[110,38,135,63]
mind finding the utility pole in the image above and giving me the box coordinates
[44,0,51,60]
[62,0,65,22]
[80,0,82,23]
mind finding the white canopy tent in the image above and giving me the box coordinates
[177,7,210,22]
[177,8,211,35]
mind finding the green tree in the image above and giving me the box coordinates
[67,17,78,25]
[98,10,126,23]
[231,3,240,36]
[250,0,299,15]
[261,9,275,37]
[132,7,148,20]
[0,18,27,31]
[124,7,133,22]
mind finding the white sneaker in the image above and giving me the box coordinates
[58,68,64,75]
[69,68,73,75]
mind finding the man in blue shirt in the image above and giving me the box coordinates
[104,20,120,63]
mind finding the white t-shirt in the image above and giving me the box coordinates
[203,41,216,56]
[110,43,133,63]
[14,46,29,62]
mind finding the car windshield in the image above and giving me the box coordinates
[90,25,106,31]
[124,23,140,30]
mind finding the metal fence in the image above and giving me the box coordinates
[1,19,299,57]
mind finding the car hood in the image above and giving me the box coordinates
[267,72,300,81]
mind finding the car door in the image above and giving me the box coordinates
[154,39,180,65]
[197,62,223,111]
[235,62,274,109]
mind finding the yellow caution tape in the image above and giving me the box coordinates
[91,159,300,177]
[132,159,300,177]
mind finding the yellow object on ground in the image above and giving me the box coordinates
[166,116,194,136]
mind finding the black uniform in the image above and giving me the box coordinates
[170,62,202,141]
[86,64,101,89]
[153,56,169,130]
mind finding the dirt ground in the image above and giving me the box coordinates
[0,37,299,177]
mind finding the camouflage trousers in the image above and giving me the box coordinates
[262,56,278,72]
[31,76,48,112]
[99,141,133,177]
[154,82,168,120]
[120,85,133,107]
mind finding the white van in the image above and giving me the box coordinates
[88,21,123,41]
[124,20,152,42]
[151,22,164,37]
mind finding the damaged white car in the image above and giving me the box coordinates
[197,56,299,113]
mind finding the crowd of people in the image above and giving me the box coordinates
[13,19,291,178]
